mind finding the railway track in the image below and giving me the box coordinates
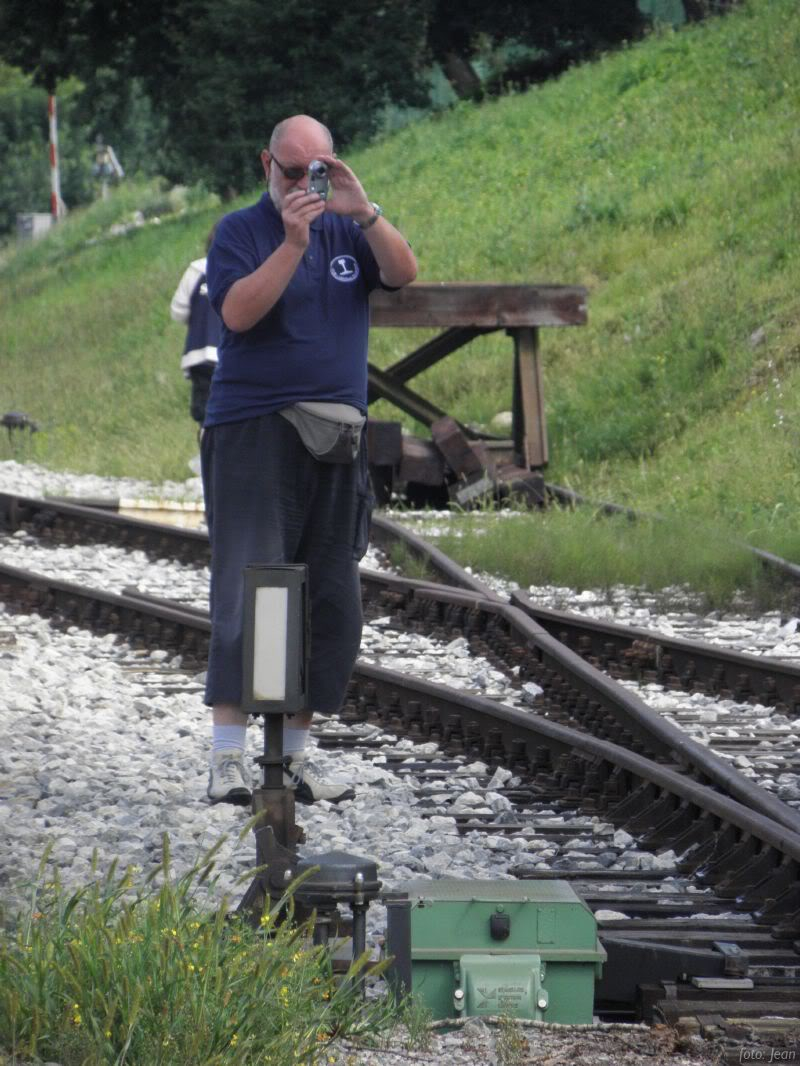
[3,493,799,827]
[1,496,799,1050]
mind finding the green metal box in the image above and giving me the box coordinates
[385,879,605,1023]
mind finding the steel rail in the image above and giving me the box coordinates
[0,492,210,564]
[511,589,800,710]
[8,495,797,711]
[372,513,800,717]
[2,494,800,833]
[354,660,800,863]
[360,568,800,836]
[2,558,799,873]
[2,558,800,1022]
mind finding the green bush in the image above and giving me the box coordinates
[0,836,392,1066]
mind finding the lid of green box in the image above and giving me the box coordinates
[398,879,582,904]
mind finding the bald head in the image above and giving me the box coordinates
[262,114,335,211]
[269,115,333,156]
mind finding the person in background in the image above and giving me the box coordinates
[203,113,417,806]
[170,225,221,428]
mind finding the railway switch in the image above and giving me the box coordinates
[385,879,605,1023]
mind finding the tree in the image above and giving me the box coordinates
[157,0,432,192]
[0,0,433,194]
[427,0,647,98]
[0,63,94,232]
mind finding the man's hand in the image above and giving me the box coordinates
[315,153,417,289]
[316,155,372,223]
[282,187,327,249]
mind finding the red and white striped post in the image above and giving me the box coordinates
[48,94,65,221]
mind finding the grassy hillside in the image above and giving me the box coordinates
[1,0,799,584]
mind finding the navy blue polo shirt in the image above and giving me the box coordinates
[204,193,383,427]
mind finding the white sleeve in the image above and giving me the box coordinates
[170,261,202,323]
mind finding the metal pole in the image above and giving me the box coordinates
[48,95,65,221]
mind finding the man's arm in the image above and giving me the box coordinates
[220,190,325,333]
[353,208,418,289]
[321,155,417,289]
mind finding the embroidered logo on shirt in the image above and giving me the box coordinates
[329,255,360,282]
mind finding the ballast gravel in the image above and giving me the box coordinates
[0,460,790,1065]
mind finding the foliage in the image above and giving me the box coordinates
[0,61,168,237]
[0,0,706,198]
[160,0,432,193]
[0,65,92,233]
[495,1013,528,1066]
[427,0,647,96]
[0,835,393,1066]
[0,0,433,195]
[0,0,798,595]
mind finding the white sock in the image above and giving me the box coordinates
[212,723,247,755]
[283,725,310,759]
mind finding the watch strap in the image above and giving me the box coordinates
[356,202,382,230]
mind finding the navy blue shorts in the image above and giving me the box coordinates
[200,413,372,712]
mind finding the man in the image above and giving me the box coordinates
[203,114,417,805]
[169,224,221,428]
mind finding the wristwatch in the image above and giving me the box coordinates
[356,202,383,230]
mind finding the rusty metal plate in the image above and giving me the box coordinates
[370,283,588,328]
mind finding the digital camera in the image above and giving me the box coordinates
[307,160,329,200]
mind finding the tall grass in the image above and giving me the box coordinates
[432,505,787,609]
[0,836,393,1066]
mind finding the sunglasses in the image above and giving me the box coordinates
[270,154,308,181]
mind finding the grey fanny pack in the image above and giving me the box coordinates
[279,401,366,463]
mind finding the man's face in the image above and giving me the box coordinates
[261,126,332,213]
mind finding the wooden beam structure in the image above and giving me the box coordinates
[367,283,587,478]
[370,283,588,329]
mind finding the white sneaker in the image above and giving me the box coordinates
[284,754,355,805]
[207,749,251,805]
